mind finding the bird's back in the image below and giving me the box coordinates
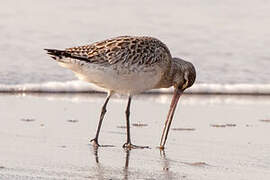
[45,36,172,94]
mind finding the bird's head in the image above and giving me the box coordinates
[171,57,196,91]
[160,57,196,148]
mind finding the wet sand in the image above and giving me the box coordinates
[0,93,270,179]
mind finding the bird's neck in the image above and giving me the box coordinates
[154,60,178,89]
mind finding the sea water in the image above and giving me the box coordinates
[1,0,270,94]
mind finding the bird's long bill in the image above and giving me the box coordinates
[160,88,182,149]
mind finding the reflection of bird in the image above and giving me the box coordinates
[45,36,196,149]
[123,150,130,180]
[92,146,131,179]
[92,147,105,179]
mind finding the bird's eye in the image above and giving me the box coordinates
[181,78,188,90]
[183,78,187,86]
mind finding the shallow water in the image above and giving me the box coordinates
[0,94,270,179]
[1,0,270,85]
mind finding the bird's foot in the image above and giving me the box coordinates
[122,142,149,149]
[158,145,165,150]
[90,138,115,147]
[90,138,100,147]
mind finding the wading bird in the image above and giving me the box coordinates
[45,36,196,149]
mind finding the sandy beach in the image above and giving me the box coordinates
[1,0,270,179]
[0,93,269,179]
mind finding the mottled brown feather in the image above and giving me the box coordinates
[65,36,172,66]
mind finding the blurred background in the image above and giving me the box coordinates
[1,0,270,86]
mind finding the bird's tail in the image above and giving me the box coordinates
[44,49,90,64]
[44,49,68,62]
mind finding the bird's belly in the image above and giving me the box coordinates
[60,62,163,94]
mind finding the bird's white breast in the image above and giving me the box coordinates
[59,61,163,95]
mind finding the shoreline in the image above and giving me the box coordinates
[2,91,270,96]
[1,81,270,95]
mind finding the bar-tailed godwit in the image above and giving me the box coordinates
[45,36,196,149]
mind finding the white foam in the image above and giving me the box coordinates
[1,81,270,95]
[0,81,105,93]
[187,83,270,95]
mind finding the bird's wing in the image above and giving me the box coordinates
[62,36,172,66]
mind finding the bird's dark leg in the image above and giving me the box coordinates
[126,96,132,144]
[122,96,149,149]
[90,92,112,147]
